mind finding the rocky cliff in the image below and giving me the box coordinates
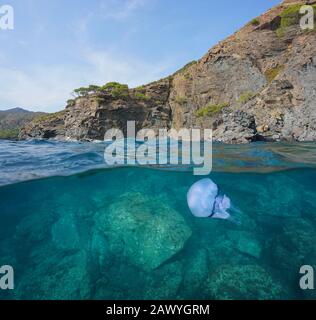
[20,0,316,143]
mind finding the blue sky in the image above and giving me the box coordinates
[0,0,280,112]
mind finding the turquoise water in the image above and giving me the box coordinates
[0,140,316,299]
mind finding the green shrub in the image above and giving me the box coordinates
[180,60,197,71]
[88,85,100,93]
[276,4,316,37]
[281,4,302,26]
[95,97,106,103]
[73,87,89,97]
[183,72,192,80]
[33,111,65,123]
[250,18,260,26]
[175,96,187,105]
[73,85,100,97]
[67,99,76,106]
[99,82,129,98]
[134,92,150,101]
[174,60,197,76]
[0,128,19,139]
[265,65,284,83]
[195,103,229,117]
[135,85,145,91]
[237,91,256,104]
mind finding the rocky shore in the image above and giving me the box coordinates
[20,0,316,143]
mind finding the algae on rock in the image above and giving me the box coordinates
[206,264,284,300]
[95,192,192,271]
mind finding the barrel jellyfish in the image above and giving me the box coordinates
[187,178,240,223]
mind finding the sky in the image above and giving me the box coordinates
[0,0,280,112]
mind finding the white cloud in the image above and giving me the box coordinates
[82,49,171,87]
[0,49,172,112]
[99,0,149,20]
[0,0,173,112]
[0,66,82,112]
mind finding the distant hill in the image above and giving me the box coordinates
[0,108,46,139]
[2,107,30,114]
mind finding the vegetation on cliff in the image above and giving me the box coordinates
[71,82,154,103]
[264,65,285,83]
[237,91,257,104]
[195,103,229,117]
[175,96,187,105]
[173,60,197,76]
[72,82,130,99]
[0,128,20,139]
[99,82,129,98]
[33,110,65,123]
[276,4,316,37]
[134,91,150,101]
[249,18,260,26]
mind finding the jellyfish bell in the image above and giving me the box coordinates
[186,178,218,218]
[187,178,240,223]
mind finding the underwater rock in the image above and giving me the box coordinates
[15,210,56,244]
[51,213,80,251]
[15,250,91,299]
[226,174,303,219]
[0,239,17,288]
[55,193,95,218]
[96,192,192,271]
[91,230,111,272]
[202,226,261,268]
[129,170,171,195]
[205,264,284,300]
[227,231,262,259]
[94,261,148,300]
[91,191,112,210]
[265,219,316,277]
[179,248,209,299]
[282,220,316,257]
[143,261,183,299]
[256,175,304,218]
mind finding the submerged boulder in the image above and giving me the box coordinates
[205,264,284,300]
[265,219,316,277]
[15,209,56,244]
[143,261,183,299]
[51,213,80,251]
[96,192,192,271]
[15,249,92,300]
[257,175,306,218]
[179,248,209,299]
[227,231,262,259]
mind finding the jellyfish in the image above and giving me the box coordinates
[187,178,240,223]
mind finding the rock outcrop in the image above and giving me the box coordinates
[19,0,316,143]
[205,264,284,300]
[19,110,65,139]
[95,192,192,271]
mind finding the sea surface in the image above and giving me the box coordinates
[0,139,316,300]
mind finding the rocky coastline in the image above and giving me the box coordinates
[19,0,316,144]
